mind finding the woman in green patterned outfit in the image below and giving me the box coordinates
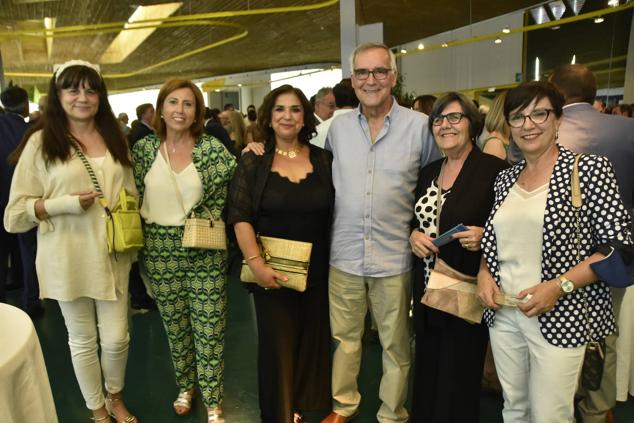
[131,79,236,423]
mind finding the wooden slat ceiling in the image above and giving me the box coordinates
[0,0,547,92]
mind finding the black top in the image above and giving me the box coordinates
[413,147,508,319]
[227,143,335,288]
[128,122,154,147]
[258,171,331,286]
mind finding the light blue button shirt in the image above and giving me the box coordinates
[325,98,441,277]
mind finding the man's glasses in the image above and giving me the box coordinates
[352,67,392,80]
[431,112,465,126]
[507,109,553,128]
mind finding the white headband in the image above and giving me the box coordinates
[53,60,101,81]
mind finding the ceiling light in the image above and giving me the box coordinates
[441,42,448,48]
[214,89,220,92]
[417,43,424,50]
[100,2,183,64]
[488,87,496,92]
[566,0,586,15]
[607,0,619,6]
[400,48,407,54]
[548,1,567,20]
[502,26,511,34]
[594,16,605,23]
[494,37,502,44]
[535,57,541,81]
[237,83,242,87]
[530,6,551,24]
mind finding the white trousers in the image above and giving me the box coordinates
[329,266,411,423]
[489,307,585,423]
[58,293,130,410]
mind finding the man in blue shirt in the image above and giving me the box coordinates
[322,43,440,423]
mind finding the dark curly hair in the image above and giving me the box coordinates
[257,85,317,145]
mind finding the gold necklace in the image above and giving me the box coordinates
[275,146,301,159]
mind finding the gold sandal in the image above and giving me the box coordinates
[105,394,137,423]
[90,415,111,422]
[207,407,225,423]
[173,389,196,416]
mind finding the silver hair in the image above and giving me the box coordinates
[349,42,397,75]
[315,87,333,102]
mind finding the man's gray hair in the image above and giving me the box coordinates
[315,86,333,102]
[349,42,397,75]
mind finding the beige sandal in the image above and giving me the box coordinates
[173,389,196,416]
[90,415,111,422]
[105,395,137,423]
[207,407,225,423]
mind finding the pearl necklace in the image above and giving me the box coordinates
[275,146,301,159]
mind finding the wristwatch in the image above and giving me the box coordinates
[558,276,575,296]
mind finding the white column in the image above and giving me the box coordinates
[339,0,356,77]
[623,10,634,103]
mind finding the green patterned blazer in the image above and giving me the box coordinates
[132,133,236,221]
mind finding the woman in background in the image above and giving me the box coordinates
[5,61,137,423]
[482,92,511,161]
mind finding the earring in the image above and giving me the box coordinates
[555,129,559,140]
[160,114,164,118]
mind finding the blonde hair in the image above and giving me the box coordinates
[485,91,510,138]
[227,110,246,151]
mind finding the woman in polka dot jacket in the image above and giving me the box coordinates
[477,81,633,423]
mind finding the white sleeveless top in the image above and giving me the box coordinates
[140,152,202,226]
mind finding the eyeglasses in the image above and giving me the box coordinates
[352,67,392,80]
[431,112,465,126]
[507,109,553,128]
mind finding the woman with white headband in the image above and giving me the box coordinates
[4,60,138,423]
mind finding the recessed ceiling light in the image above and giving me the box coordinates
[594,16,605,23]
[441,42,448,48]
[237,83,242,87]
[417,43,425,50]
[494,37,502,44]
[400,49,407,54]
[502,26,511,34]
[607,0,619,7]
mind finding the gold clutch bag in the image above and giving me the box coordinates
[240,235,312,292]
[421,258,484,324]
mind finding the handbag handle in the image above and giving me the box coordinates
[570,155,596,343]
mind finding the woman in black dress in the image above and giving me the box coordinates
[409,93,508,423]
[227,84,334,423]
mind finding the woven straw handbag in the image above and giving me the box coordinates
[182,207,227,250]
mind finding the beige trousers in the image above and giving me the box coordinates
[328,266,411,423]
[577,287,626,423]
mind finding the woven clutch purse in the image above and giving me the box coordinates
[240,235,312,292]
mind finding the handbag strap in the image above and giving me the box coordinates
[70,139,109,210]
[571,154,595,343]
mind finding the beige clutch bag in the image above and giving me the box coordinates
[240,235,312,292]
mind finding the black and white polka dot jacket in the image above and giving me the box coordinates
[482,145,633,348]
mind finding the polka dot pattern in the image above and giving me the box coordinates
[481,145,633,348]
[414,181,450,285]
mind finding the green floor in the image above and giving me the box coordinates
[8,278,634,422]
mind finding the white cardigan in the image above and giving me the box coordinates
[3,130,137,301]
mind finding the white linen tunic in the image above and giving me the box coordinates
[3,130,137,301]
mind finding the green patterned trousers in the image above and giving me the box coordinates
[143,223,227,408]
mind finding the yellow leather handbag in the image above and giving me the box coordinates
[102,189,144,254]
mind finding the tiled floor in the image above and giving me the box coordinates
[8,278,634,422]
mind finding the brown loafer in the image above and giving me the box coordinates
[321,411,358,423]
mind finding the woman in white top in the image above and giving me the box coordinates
[131,79,236,423]
[477,81,632,422]
[4,61,138,422]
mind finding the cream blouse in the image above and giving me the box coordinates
[3,130,137,301]
[492,182,549,296]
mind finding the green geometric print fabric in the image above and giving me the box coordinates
[143,223,227,408]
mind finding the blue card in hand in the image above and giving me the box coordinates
[432,224,469,247]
